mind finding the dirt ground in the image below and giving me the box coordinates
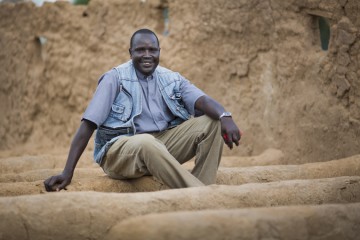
[0,0,359,239]
[1,0,360,162]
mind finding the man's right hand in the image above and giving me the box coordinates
[44,172,72,192]
[43,120,96,192]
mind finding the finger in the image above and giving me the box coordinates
[232,133,240,146]
[226,139,233,149]
[56,181,68,192]
[44,180,52,192]
[44,177,50,185]
[44,176,54,192]
[223,133,233,149]
[237,130,242,143]
[48,176,58,187]
[223,133,229,142]
[49,176,63,191]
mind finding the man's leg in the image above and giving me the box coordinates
[154,116,223,185]
[100,134,204,188]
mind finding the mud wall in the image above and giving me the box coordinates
[0,0,359,163]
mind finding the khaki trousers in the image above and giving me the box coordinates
[100,115,223,188]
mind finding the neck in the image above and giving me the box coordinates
[135,69,153,80]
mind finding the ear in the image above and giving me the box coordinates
[129,48,132,58]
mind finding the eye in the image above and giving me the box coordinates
[149,47,160,53]
[134,47,146,53]
[133,47,160,54]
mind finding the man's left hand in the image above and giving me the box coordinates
[220,117,241,149]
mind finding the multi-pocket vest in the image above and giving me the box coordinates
[94,61,191,164]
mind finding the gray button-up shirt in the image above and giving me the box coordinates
[135,70,176,133]
[83,66,205,133]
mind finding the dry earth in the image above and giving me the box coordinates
[0,0,360,239]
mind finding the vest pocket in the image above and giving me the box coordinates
[109,103,128,121]
[169,91,185,107]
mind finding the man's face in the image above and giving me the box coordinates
[130,33,160,76]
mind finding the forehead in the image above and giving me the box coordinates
[132,33,159,47]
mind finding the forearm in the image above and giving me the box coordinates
[195,95,226,120]
[63,120,96,176]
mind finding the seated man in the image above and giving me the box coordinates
[44,28,241,191]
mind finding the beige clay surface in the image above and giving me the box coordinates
[0,177,359,240]
[0,154,360,196]
[105,203,360,240]
[1,0,360,239]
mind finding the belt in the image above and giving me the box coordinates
[101,126,134,134]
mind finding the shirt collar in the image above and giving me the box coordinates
[135,69,154,81]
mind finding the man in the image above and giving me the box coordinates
[44,28,241,191]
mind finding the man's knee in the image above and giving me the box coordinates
[196,115,221,133]
[126,134,171,168]
[127,134,156,149]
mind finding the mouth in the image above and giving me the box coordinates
[141,61,153,68]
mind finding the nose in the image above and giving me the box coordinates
[142,50,152,59]
[144,49,151,57]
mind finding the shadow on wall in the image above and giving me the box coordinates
[318,16,330,50]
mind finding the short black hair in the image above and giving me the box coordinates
[130,29,159,49]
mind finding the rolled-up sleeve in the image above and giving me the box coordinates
[179,75,206,116]
[82,70,119,127]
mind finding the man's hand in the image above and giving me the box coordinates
[44,172,72,192]
[194,95,242,149]
[43,120,96,192]
[220,117,242,149]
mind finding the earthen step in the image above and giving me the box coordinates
[0,176,359,240]
[105,203,360,240]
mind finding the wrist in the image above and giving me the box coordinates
[62,169,74,178]
[219,112,232,120]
